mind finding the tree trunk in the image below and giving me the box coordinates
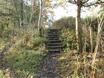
[38,0,43,36]
[89,26,93,52]
[76,2,82,53]
[20,0,24,27]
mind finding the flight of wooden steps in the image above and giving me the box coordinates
[46,28,62,53]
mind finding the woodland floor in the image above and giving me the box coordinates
[37,50,104,78]
[37,52,62,78]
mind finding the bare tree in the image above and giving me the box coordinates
[38,0,43,36]
[20,0,24,27]
[68,0,104,52]
[91,14,104,78]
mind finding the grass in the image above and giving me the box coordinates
[0,70,6,78]
[0,50,46,77]
[57,50,104,78]
[0,32,46,78]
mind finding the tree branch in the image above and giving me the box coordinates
[83,1,104,7]
[82,0,90,4]
[68,0,76,4]
[74,0,77,3]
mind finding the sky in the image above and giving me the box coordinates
[25,0,100,21]
[53,3,100,20]
[53,4,77,20]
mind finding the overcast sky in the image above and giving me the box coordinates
[25,0,100,21]
[53,3,100,20]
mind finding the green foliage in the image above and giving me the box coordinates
[61,28,76,52]
[32,37,45,48]
[53,17,76,52]
[0,0,45,76]
[82,16,98,31]
[6,49,44,73]
[4,35,46,77]
[0,32,46,77]
[53,17,75,29]
[0,38,6,50]
[0,71,6,78]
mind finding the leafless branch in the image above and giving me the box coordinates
[74,0,77,3]
[68,0,76,4]
[82,0,90,4]
[83,1,104,7]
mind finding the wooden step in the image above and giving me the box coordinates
[47,40,61,43]
[47,43,62,46]
[47,37,60,40]
[48,29,60,31]
[48,49,61,52]
[47,46,62,49]
[47,30,60,34]
[47,34,59,37]
[47,31,59,33]
[46,35,59,38]
[47,38,60,41]
[46,36,59,38]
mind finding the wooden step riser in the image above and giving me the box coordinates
[47,47,62,49]
[48,51,60,53]
[46,36,59,38]
[46,45,63,48]
[46,45,62,47]
[46,34,59,37]
[47,41,61,43]
[47,33,59,35]
[48,31,60,33]
[47,44,62,46]
[47,38,60,40]
[47,30,59,32]
[47,31,60,34]
[47,36,59,38]
[47,31,59,33]
[48,49,63,53]
[46,42,62,44]
[48,50,61,52]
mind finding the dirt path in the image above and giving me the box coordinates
[37,53,61,78]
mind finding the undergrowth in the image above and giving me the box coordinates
[0,28,46,78]
[58,50,104,78]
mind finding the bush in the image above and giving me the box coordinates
[5,47,45,77]
[61,28,77,52]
